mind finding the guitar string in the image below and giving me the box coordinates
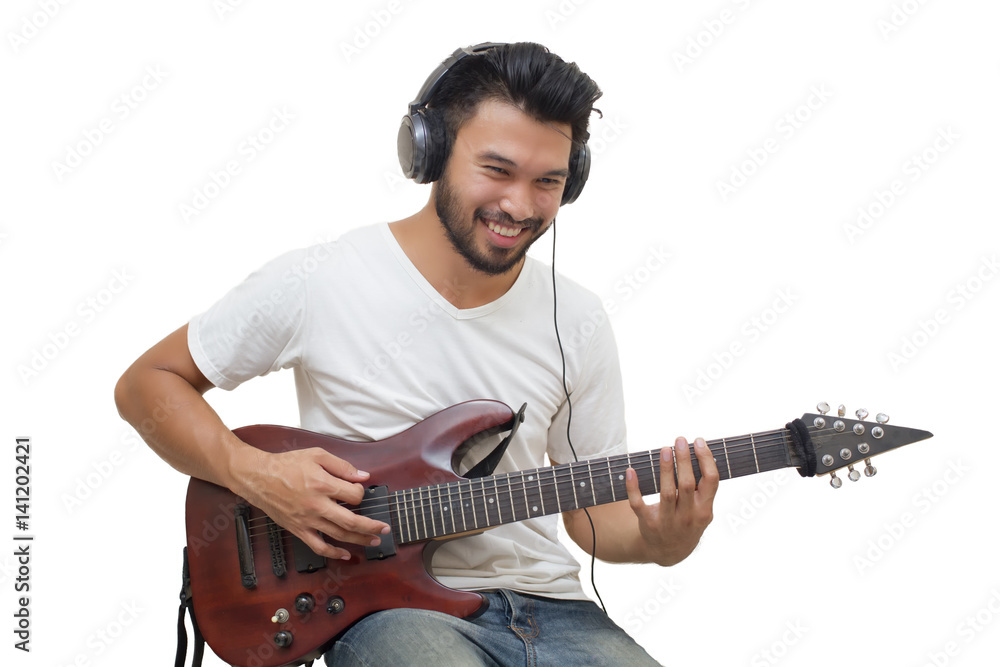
[241,431,795,527]
[241,432,798,531]
[243,424,884,538]
[243,443,796,539]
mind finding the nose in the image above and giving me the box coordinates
[498,180,536,223]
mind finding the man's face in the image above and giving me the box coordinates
[434,99,573,276]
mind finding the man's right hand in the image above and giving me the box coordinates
[231,446,391,561]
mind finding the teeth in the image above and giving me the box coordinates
[486,220,523,238]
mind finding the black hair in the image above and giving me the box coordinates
[427,42,602,163]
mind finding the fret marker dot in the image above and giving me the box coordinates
[579,482,586,487]
[528,475,534,481]
[618,474,624,480]
[532,506,538,512]
[489,498,494,503]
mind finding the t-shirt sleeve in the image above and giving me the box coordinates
[187,251,307,391]
[546,307,628,464]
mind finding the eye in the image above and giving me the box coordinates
[485,165,508,175]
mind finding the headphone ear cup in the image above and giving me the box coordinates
[561,142,590,205]
[397,109,448,184]
[397,112,425,182]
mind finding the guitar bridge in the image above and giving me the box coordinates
[234,504,257,589]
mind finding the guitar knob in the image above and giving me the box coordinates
[294,593,315,613]
[864,459,877,477]
[327,596,345,614]
[848,465,861,482]
[270,608,289,624]
[274,631,293,648]
[830,472,843,489]
[817,402,830,415]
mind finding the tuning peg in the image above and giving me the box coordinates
[855,408,869,421]
[848,465,861,482]
[829,472,843,489]
[837,404,846,417]
[864,459,877,477]
[817,402,830,415]
[876,413,889,424]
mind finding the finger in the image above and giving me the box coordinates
[692,437,720,500]
[673,436,697,512]
[294,525,352,561]
[659,445,676,509]
[624,467,650,520]
[324,499,390,537]
[315,449,371,483]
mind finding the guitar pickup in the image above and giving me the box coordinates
[363,485,396,561]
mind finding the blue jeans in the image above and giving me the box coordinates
[324,589,661,666]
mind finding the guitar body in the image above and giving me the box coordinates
[185,400,516,667]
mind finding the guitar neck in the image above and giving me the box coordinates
[388,427,795,545]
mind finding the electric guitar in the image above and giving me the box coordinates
[184,400,932,667]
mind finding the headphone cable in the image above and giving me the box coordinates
[550,219,607,614]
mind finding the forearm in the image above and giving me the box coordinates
[564,502,671,565]
[113,325,263,497]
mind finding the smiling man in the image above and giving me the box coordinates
[116,42,718,666]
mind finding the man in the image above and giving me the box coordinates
[116,42,718,665]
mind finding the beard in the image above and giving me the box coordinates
[434,174,548,276]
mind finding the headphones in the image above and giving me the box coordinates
[396,42,591,206]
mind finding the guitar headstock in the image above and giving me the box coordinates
[798,402,933,488]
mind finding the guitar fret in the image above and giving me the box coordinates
[536,473,546,515]
[569,464,579,510]
[607,458,616,502]
[466,480,476,530]
[721,437,732,480]
[419,487,429,540]
[481,478,492,527]
[650,451,660,493]
[446,483,456,534]
[403,489,413,542]
[520,473,530,520]
[496,474,512,525]
[587,461,597,506]
[551,467,563,513]
[750,433,760,473]
[435,485,445,538]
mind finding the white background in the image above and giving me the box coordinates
[3,1,998,666]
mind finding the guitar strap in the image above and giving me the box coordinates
[464,403,527,479]
[176,547,205,667]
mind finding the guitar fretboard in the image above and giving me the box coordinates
[375,428,794,545]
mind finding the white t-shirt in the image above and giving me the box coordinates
[188,223,627,599]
